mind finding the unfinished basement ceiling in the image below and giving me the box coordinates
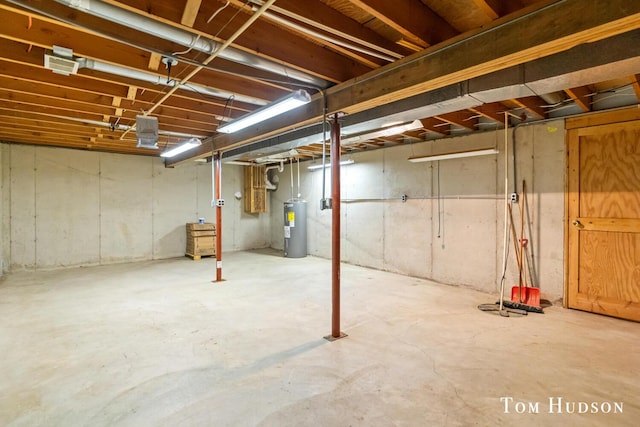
[0,0,639,160]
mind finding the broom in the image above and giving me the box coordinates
[503,180,543,313]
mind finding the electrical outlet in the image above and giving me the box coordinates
[401,194,408,202]
[510,193,519,203]
[320,198,332,210]
[215,199,225,207]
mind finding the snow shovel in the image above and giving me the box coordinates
[510,180,541,309]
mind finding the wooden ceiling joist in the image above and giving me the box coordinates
[631,74,640,101]
[265,0,412,59]
[168,0,640,166]
[510,96,546,120]
[434,111,478,130]
[565,86,593,112]
[181,0,203,27]
[419,118,449,136]
[471,0,500,20]
[468,102,508,124]
[347,0,457,48]
[1,0,639,159]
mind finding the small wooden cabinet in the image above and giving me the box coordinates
[185,222,216,260]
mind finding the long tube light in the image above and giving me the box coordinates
[308,159,354,170]
[217,89,311,134]
[160,138,202,158]
[341,120,423,144]
[408,148,498,163]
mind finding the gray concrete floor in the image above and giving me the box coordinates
[0,249,638,426]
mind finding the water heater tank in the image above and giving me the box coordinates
[284,200,307,258]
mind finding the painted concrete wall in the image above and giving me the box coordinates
[0,145,5,276]
[0,144,270,271]
[270,121,566,302]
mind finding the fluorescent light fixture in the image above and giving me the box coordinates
[160,138,202,158]
[341,120,422,144]
[307,159,355,170]
[217,89,311,134]
[408,148,498,163]
[224,161,254,166]
[255,149,299,164]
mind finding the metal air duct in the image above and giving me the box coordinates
[77,58,266,106]
[54,0,329,88]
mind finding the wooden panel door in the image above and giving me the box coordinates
[568,121,640,322]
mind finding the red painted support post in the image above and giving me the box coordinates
[215,154,223,282]
[327,113,346,341]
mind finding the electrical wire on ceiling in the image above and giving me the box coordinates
[258,9,397,63]
[218,95,236,130]
[172,35,201,56]
[208,1,231,24]
[153,0,254,107]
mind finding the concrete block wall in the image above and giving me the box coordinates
[270,121,566,302]
[0,144,270,272]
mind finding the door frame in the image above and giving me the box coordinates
[564,107,640,315]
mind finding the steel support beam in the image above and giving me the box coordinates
[166,0,640,166]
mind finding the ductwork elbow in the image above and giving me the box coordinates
[265,163,282,191]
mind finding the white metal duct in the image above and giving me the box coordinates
[77,58,267,106]
[53,0,329,88]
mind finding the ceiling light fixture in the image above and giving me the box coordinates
[255,149,299,164]
[308,159,355,170]
[408,148,498,163]
[160,138,202,158]
[224,161,254,166]
[217,89,311,134]
[340,120,422,144]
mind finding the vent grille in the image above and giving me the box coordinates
[44,54,79,75]
[136,115,159,149]
[136,138,159,149]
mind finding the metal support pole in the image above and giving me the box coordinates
[325,114,346,341]
[215,154,223,282]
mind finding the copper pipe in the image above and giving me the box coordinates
[331,114,341,338]
[215,154,223,282]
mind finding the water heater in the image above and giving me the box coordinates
[284,200,307,258]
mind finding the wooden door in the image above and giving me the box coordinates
[568,121,640,322]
